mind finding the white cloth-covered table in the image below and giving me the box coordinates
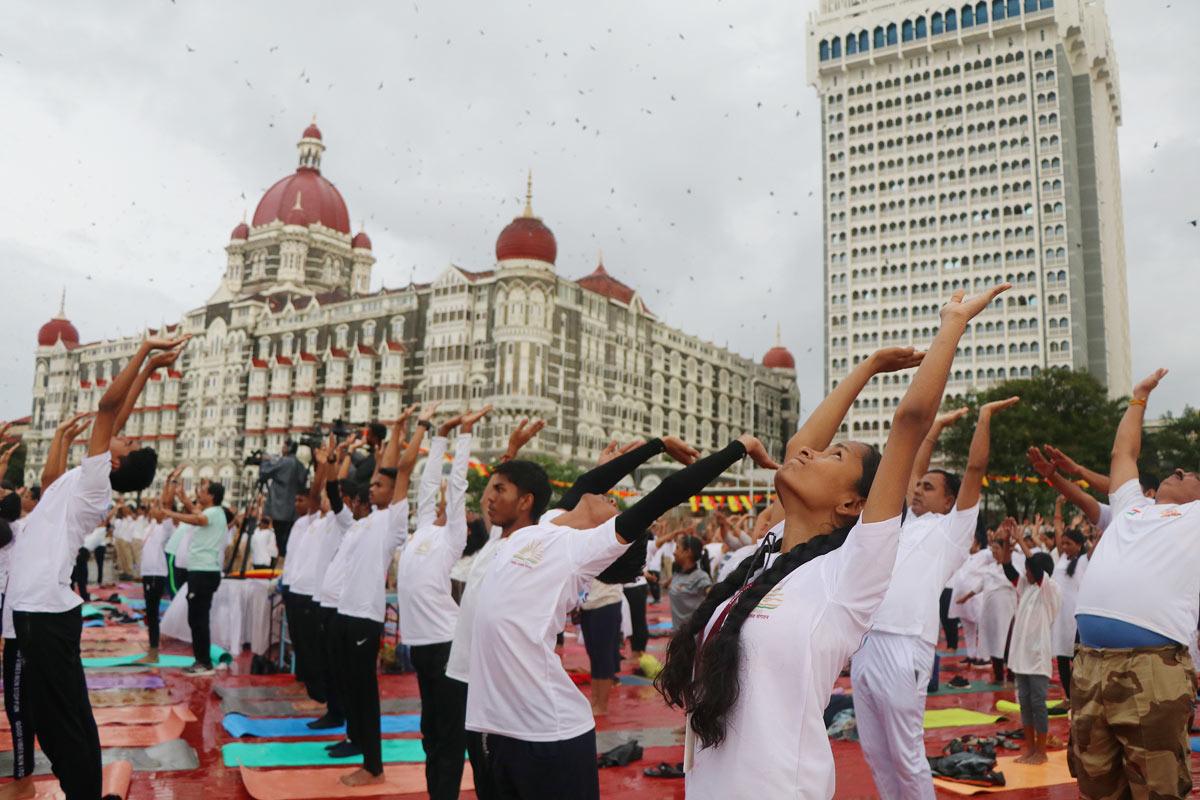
[161,578,277,656]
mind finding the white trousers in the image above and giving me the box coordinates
[960,618,979,660]
[979,589,1016,661]
[851,632,936,800]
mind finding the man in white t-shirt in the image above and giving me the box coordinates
[8,334,186,799]
[1070,369,1200,799]
[853,399,1015,800]
[396,407,487,800]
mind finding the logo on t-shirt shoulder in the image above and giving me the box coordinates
[511,540,546,569]
[1125,506,1145,518]
[416,539,432,555]
[1159,507,1183,519]
[752,586,786,616]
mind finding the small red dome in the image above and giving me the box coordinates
[302,123,322,140]
[496,216,557,264]
[254,171,350,233]
[38,317,80,348]
[351,230,372,250]
[763,346,796,370]
[230,221,250,240]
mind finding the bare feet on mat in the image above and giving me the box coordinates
[1014,750,1047,765]
[133,648,159,664]
[0,777,36,800]
[340,768,385,786]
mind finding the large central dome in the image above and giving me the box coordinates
[251,123,351,234]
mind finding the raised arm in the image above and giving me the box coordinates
[957,397,1018,510]
[162,484,207,526]
[908,407,968,505]
[1044,445,1111,495]
[392,416,427,506]
[416,415,456,531]
[556,435,698,512]
[1027,446,1104,525]
[863,285,1010,523]
[113,348,184,435]
[90,336,189,456]
[42,412,92,489]
[785,347,925,462]
[444,407,489,546]
[378,405,418,474]
[1110,369,1166,491]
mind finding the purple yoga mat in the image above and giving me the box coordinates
[86,674,167,690]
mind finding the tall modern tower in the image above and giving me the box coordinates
[808,0,1130,446]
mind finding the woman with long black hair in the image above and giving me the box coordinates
[656,285,1008,799]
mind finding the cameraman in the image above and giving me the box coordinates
[258,440,306,557]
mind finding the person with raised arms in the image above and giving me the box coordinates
[852,394,1016,799]
[654,284,1007,800]
[396,404,490,800]
[1070,369,1200,799]
[132,469,180,665]
[334,406,425,788]
[8,334,186,800]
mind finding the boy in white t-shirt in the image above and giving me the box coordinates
[1070,369,1200,799]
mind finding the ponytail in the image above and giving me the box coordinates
[1064,528,1088,578]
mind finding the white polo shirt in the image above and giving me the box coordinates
[465,516,630,741]
[141,520,173,578]
[9,453,113,614]
[868,503,979,645]
[335,501,409,623]
[397,435,471,646]
[1075,479,1200,646]
[250,528,279,567]
[293,508,353,596]
[686,515,902,800]
[280,512,317,591]
[319,515,369,609]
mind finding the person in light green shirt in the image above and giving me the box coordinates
[163,479,227,675]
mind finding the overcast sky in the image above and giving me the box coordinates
[2,0,1197,424]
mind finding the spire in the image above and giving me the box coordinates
[56,287,66,319]
[297,121,325,171]
[775,323,782,346]
[522,169,534,218]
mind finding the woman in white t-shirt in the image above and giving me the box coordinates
[1007,537,1061,766]
[1050,526,1088,698]
[656,285,1004,799]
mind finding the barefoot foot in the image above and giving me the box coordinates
[340,768,385,787]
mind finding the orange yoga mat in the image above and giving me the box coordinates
[932,750,1074,795]
[240,764,475,800]
[90,688,174,707]
[0,708,187,751]
[27,760,132,799]
[82,627,151,641]
[0,704,193,730]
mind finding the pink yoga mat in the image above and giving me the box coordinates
[0,704,192,730]
[0,708,187,750]
[27,761,133,799]
[240,764,474,800]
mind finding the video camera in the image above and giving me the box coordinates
[243,449,266,467]
[298,418,355,451]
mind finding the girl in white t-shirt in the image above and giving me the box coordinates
[1008,544,1061,765]
[655,285,1007,799]
[1051,527,1089,699]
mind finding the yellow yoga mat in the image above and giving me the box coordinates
[933,749,1073,794]
[923,708,1006,729]
[995,699,1065,714]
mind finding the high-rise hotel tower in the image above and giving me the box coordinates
[808,0,1130,445]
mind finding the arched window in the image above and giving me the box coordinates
[946,8,958,29]
[976,1,988,23]
[915,17,927,38]
[859,30,869,52]
[847,35,857,55]
[962,4,974,27]
[1040,0,1053,8]
[993,0,1006,19]
[1025,0,1038,9]
[831,36,842,58]
[874,26,885,48]
[1008,0,1020,14]
[887,22,898,44]
[820,40,830,60]
[932,12,944,34]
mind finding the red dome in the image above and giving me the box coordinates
[230,221,250,240]
[351,230,372,250]
[302,123,322,140]
[496,216,557,264]
[253,170,350,234]
[38,317,79,348]
[763,346,796,370]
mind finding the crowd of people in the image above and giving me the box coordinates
[0,282,1198,800]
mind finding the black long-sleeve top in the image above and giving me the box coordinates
[555,439,667,512]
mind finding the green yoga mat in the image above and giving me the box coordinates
[934,680,1004,696]
[923,708,1006,729]
[83,645,231,669]
[222,738,429,768]
[996,698,1065,714]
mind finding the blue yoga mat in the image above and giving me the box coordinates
[222,738,429,767]
[222,713,421,739]
[1191,737,1200,754]
[648,621,672,632]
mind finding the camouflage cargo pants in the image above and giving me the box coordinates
[1069,644,1196,800]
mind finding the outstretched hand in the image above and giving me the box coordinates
[460,404,493,434]
[147,346,185,371]
[935,407,969,429]
[940,283,1012,325]
[505,418,545,459]
[1042,444,1079,475]
[980,396,1020,416]
[1026,446,1056,479]
[437,414,465,438]
[417,402,441,425]
[598,439,644,466]
[661,435,700,466]
[145,333,192,352]
[869,346,926,374]
[736,434,780,470]
[1132,368,1168,401]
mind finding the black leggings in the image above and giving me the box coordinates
[186,571,221,667]
[93,546,107,586]
[624,584,649,653]
[71,548,90,601]
[939,587,959,650]
[142,575,168,650]
[1057,655,1073,699]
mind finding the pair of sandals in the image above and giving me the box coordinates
[643,762,684,779]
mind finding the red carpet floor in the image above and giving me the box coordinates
[8,587,1200,799]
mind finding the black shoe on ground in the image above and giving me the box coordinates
[327,741,361,758]
[307,712,345,730]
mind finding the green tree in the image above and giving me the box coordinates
[464,453,587,512]
[1143,407,1200,481]
[939,368,1124,519]
[3,444,26,487]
